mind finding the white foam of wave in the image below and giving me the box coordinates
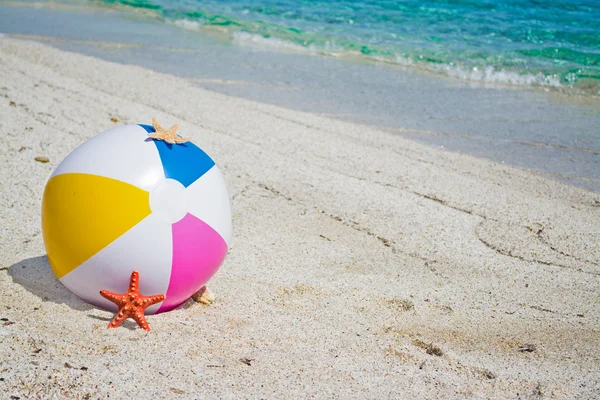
[173,19,204,31]
[391,53,563,88]
[391,55,414,67]
[232,32,349,56]
[232,32,317,54]
[437,64,562,88]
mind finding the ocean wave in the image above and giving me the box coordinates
[94,0,600,97]
[184,20,598,94]
[215,30,567,89]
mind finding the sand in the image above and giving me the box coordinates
[0,37,599,399]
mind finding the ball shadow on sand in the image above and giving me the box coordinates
[8,255,94,312]
[8,256,149,330]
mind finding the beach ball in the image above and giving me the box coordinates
[41,121,232,314]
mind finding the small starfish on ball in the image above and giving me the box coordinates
[99,271,165,331]
[148,117,191,144]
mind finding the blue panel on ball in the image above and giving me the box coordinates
[138,124,155,133]
[138,124,215,188]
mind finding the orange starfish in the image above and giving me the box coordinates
[148,117,191,144]
[99,271,165,331]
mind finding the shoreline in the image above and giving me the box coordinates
[8,0,600,100]
[1,37,599,398]
[1,0,599,193]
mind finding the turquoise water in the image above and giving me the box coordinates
[93,0,600,96]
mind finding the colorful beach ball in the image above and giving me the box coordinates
[41,122,232,314]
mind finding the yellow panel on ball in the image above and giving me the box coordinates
[41,173,151,279]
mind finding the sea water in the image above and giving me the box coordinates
[92,0,600,96]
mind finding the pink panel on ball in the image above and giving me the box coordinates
[157,213,228,313]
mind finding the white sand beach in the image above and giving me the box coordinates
[0,37,599,399]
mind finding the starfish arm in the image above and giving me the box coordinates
[99,290,128,307]
[173,136,191,143]
[132,309,151,331]
[142,294,166,307]
[166,124,179,137]
[152,117,164,133]
[107,308,132,329]
[147,132,163,139]
[128,271,140,292]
